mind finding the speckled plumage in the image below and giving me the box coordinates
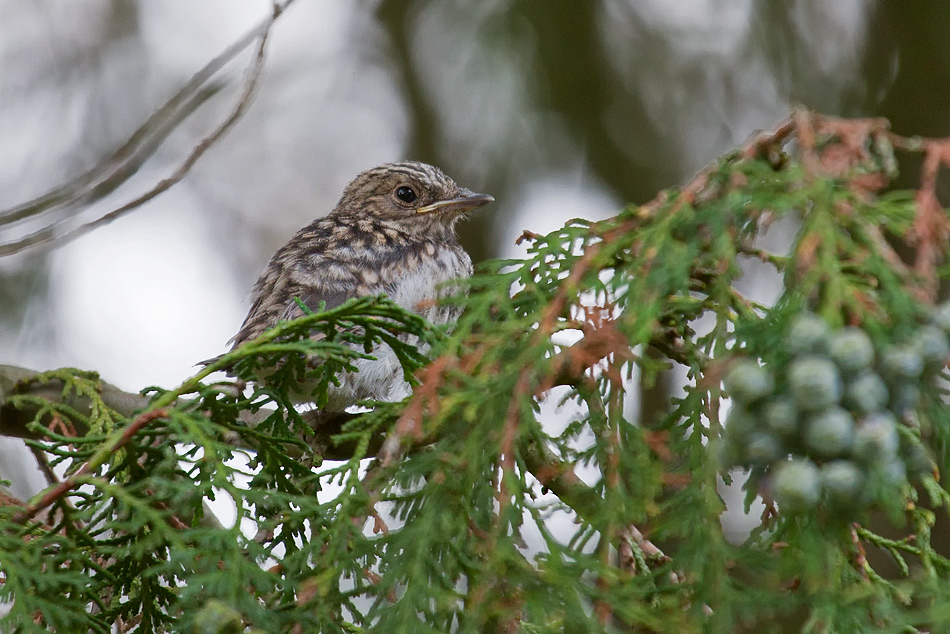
[231,161,493,410]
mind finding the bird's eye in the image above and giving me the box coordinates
[395,185,417,204]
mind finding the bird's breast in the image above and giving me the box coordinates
[388,243,472,324]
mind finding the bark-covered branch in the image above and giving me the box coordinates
[0,363,363,461]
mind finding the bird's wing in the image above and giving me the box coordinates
[231,273,359,349]
[230,217,402,350]
[278,289,351,322]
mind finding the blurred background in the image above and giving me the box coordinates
[1,0,949,511]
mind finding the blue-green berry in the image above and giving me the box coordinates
[724,360,773,404]
[788,356,842,412]
[932,301,950,333]
[889,382,921,415]
[786,314,832,356]
[746,432,784,465]
[772,459,821,512]
[882,344,924,381]
[193,600,243,634]
[820,460,866,507]
[852,412,899,463]
[915,324,950,373]
[844,371,889,415]
[829,327,875,374]
[804,406,854,457]
[879,458,907,486]
[763,396,798,437]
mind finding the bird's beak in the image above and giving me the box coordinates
[416,189,494,215]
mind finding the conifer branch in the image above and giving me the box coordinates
[3,111,950,630]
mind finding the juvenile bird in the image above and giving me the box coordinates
[230,161,493,410]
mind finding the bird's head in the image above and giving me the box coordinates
[332,161,493,230]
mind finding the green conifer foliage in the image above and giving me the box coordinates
[2,111,950,632]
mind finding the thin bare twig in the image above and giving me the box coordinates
[0,86,219,231]
[0,0,294,257]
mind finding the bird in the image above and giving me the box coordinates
[228,161,494,411]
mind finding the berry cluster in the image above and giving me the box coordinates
[721,309,948,514]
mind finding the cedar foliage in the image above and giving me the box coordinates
[2,111,950,633]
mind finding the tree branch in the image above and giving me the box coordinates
[0,363,363,461]
[0,0,297,257]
